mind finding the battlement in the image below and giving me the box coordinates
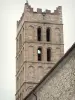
[17,2,62,27]
[24,3,62,14]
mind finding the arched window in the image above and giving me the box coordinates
[28,66,34,80]
[28,26,34,40]
[19,34,22,49]
[37,47,42,61]
[55,28,61,43]
[47,48,51,61]
[38,66,43,80]
[46,28,50,41]
[37,27,41,41]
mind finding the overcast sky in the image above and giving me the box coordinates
[0,0,75,100]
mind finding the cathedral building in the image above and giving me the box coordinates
[16,1,64,100]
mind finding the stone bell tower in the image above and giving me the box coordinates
[16,1,64,100]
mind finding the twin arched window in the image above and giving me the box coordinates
[37,47,51,61]
[37,27,51,41]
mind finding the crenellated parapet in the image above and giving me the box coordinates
[24,3,62,14]
[17,2,62,28]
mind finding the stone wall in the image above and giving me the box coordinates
[16,3,64,100]
[26,48,75,100]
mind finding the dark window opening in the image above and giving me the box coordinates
[19,34,22,49]
[38,48,42,61]
[47,48,51,61]
[37,28,41,41]
[46,28,50,41]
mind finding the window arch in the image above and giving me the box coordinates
[37,27,41,41]
[19,34,22,49]
[28,66,34,80]
[28,26,34,40]
[37,47,42,61]
[55,28,61,43]
[46,28,50,41]
[47,48,51,61]
[38,66,43,80]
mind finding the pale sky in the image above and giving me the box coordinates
[0,0,75,100]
